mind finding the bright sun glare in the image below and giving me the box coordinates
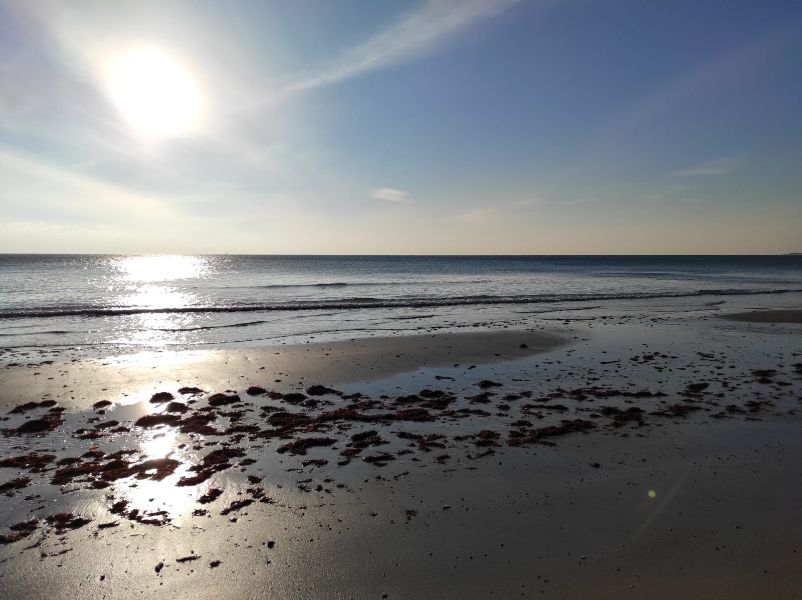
[102,46,205,139]
[116,255,208,282]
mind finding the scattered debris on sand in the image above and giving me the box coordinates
[0,348,797,552]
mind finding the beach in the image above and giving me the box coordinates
[1,299,801,599]
[3,0,802,595]
[721,309,802,324]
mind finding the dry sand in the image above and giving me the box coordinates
[1,313,801,599]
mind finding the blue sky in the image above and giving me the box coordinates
[1,0,800,253]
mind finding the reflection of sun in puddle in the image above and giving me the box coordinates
[141,429,177,459]
[118,475,196,526]
[113,428,196,524]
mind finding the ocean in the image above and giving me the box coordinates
[1,254,801,359]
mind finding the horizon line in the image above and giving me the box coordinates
[0,252,799,258]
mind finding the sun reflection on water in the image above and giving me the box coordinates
[123,285,193,309]
[98,257,218,522]
[113,427,196,524]
[117,471,197,526]
[141,429,177,459]
[115,255,209,283]
[107,255,211,347]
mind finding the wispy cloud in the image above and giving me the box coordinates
[670,157,735,177]
[514,196,600,208]
[581,28,795,163]
[371,187,411,203]
[272,0,521,99]
[0,149,175,222]
[449,208,493,224]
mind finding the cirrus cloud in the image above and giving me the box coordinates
[370,187,411,203]
[670,157,735,177]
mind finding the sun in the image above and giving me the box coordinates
[102,46,206,139]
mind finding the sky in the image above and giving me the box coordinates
[1,0,801,255]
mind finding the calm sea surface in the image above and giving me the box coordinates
[1,255,800,357]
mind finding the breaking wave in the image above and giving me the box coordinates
[1,287,800,320]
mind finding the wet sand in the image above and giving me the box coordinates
[1,313,801,599]
[721,308,802,324]
[0,329,567,410]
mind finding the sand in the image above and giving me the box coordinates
[1,312,801,599]
[721,308,802,324]
[0,329,567,410]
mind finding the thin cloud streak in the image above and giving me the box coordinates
[513,197,600,208]
[371,187,411,203]
[266,0,522,102]
[0,149,175,221]
[671,157,735,177]
[448,208,493,224]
